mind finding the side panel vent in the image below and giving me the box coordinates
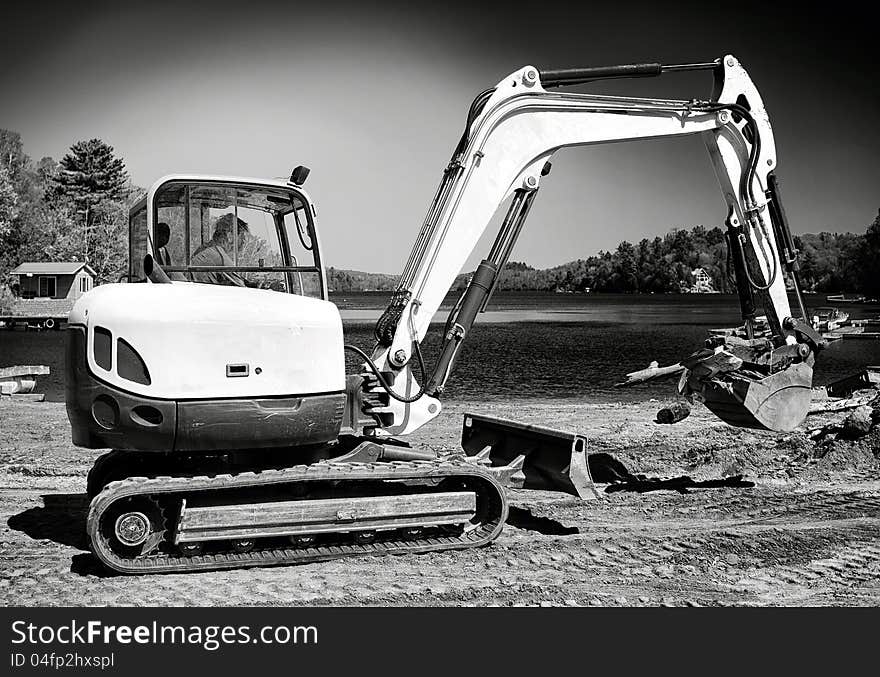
[93,327,112,371]
[117,338,151,385]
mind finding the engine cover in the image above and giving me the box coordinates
[66,283,347,452]
[69,283,345,399]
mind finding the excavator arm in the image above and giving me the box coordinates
[356,55,822,437]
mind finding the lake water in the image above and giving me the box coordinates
[2,292,879,404]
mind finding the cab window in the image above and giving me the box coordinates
[150,181,324,298]
[283,202,322,297]
[128,204,147,281]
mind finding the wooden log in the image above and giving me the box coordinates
[808,391,877,415]
[0,365,50,378]
[616,360,684,387]
[0,378,36,395]
[656,402,691,424]
[0,393,44,403]
[0,365,50,396]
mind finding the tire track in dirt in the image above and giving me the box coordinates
[733,536,880,604]
[532,489,880,535]
[737,493,880,525]
[489,489,880,605]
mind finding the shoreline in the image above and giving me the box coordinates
[337,308,686,324]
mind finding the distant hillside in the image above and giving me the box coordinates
[327,227,748,294]
[795,231,864,293]
[326,267,399,292]
[326,212,880,295]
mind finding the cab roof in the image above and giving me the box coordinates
[130,174,312,216]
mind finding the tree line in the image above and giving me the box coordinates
[486,223,879,296]
[0,129,140,307]
[3,128,878,304]
[330,217,880,297]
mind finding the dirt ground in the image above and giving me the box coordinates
[1,397,878,607]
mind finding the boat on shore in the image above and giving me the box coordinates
[822,325,880,341]
[811,306,850,332]
[851,317,880,327]
[826,294,869,304]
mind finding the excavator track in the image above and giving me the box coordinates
[87,458,508,574]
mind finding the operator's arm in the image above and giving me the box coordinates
[356,56,820,437]
[190,245,248,287]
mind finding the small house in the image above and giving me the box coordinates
[689,267,716,293]
[10,262,97,300]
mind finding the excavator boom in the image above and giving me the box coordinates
[360,55,821,437]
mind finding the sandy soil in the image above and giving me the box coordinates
[0,397,878,606]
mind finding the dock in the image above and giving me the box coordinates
[0,298,73,330]
[850,318,880,328]
[0,315,67,330]
[824,326,880,341]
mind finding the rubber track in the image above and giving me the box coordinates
[88,459,508,574]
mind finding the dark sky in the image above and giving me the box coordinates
[2,1,877,272]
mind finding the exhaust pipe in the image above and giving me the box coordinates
[143,254,172,284]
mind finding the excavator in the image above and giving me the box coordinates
[65,55,825,573]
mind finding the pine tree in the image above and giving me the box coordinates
[44,139,129,270]
[49,139,129,227]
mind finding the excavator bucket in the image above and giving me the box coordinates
[689,361,813,432]
[460,413,601,500]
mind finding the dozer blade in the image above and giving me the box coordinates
[460,413,600,500]
[695,361,813,432]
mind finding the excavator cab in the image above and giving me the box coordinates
[66,170,348,456]
[126,171,326,299]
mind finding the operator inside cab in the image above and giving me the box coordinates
[190,214,250,287]
[154,222,188,282]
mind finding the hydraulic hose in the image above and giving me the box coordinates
[344,340,428,404]
[702,102,778,291]
[452,88,495,161]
